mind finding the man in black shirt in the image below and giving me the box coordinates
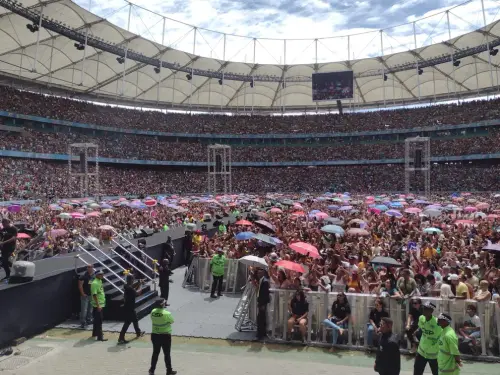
[78,264,95,328]
[375,317,401,375]
[0,218,18,281]
[118,274,146,344]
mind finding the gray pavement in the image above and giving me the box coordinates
[57,266,255,341]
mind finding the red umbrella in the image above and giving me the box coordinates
[235,220,253,226]
[289,242,320,258]
[17,233,31,239]
[275,260,305,273]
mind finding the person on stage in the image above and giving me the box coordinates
[414,302,441,375]
[437,313,462,375]
[256,268,270,341]
[0,218,18,281]
[91,270,107,341]
[118,274,145,344]
[159,259,171,301]
[149,298,176,375]
[374,317,401,375]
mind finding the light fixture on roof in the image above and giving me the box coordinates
[116,56,125,64]
[250,78,254,88]
[383,74,388,81]
[218,79,223,85]
[26,23,39,33]
[453,60,460,67]
[490,48,498,56]
[74,42,85,51]
[154,67,160,74]
[418,68,423,75]
[186,73,192,80]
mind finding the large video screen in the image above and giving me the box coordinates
[312,71,354,101]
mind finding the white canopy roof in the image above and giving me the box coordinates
[0,0,499,111]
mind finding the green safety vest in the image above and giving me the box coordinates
[417,315,442,359]
[211,254,226,276]
[151,308,174,334]
[438,326,460,375]
[90,278,106,308]
[218,224,227,234]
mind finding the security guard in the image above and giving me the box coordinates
[437,313,462,375]
[374,317,401,375]
[210,248,226,298]
[149,298,176,375]
[414,302,441,375]
[90,270,107,341]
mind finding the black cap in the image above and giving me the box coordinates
[423,302,436,310]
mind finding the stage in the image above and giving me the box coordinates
[57,267,255,341]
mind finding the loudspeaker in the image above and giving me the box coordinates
[133,229,146,239]
[336,100,343,115]
[8,261,35,284]
[141,228,154,237]
[79,152,86,173]
[216,154,222,172]
[415,149,422,168]
[203,213,212,221]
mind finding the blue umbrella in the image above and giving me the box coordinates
[253,233,280,246]
[375,204,389,211]
[235,232,255,241]
[310,209,321,214]
[328,205,339,210]
[385,210,403,218]
[321,225,345,235]
[30,206,42,211]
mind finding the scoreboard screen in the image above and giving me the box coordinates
[312,71,354,101]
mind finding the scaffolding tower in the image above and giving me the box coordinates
[208,144,232,196]
[404,137,431,197]
[68,143,99,198]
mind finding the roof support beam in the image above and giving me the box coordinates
[180,61,230,104]
[378,57,417,99]
[346,61,366,103]
[225,64,259,107]
[270,67,286,108]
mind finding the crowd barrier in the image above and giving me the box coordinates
[183,257,248,294]
[241,288,500,358]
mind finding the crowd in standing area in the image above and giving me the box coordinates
[1,86,500,134]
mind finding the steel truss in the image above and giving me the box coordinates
[68,143,99,198]
[404,137,431,197]
[207,144,232,196]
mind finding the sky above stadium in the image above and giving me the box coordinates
[75,0,500,63]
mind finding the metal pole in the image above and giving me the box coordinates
[446,11,457,96]
[380,30,385,107]
[252,38,256,115]
[127,3,132,31]
[80,26,89,85]
[413,22,421,100]
[481,0,495,89]
[221,34,226,111]
[157,17,166,103]
[190,27,197,112]
[347,35,350,61]
[207,146,211,195]
[48,36,54,84]
[122,46,127,95]
[33,6,44,72]
[283,39,287,113]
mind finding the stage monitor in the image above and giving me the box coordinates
[312,71,354,101]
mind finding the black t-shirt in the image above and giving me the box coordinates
[409,307,422,325]
[0,225,18,253]
[124,284,137,310]
[79,272,94,295]
[369,308,389,328]
[331,301,351,320]
[291,299,309,316]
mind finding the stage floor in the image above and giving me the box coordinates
[57,266,255,341]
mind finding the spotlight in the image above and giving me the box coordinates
[116,56,125,64]
[453,60,460,67]
[218,79,223,85]
[26,23,39,33]
[418,68,423,75]
[383,74,388,82]
[250,78,254,88]
[282,82,286,88]
[74,43,85,51]
[490,48,498,56]
[186,73,192,80]
[154,67,160,74]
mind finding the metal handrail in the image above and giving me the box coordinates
[110,239,158,277]
[80,235,126,274]
[109,245,152,282]
[111,229,157,264]
[74,250,124,294]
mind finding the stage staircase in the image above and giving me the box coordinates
[76,236,159,321]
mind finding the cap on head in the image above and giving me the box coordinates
[269,252,279,262]
[217,248,224,253]
[448,274,459,281]
[96,270,104,276]
[438,313,452,323]
[154,297,168,308]
[423,301,436,310]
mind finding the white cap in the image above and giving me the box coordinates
[449,274,459,281]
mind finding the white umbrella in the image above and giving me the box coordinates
[238,255,268,269]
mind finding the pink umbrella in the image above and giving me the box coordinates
[98,225,114,231]
[476,202,490,210]
[270,207,283,214]
[347,228,370,236]
[180,200,189,204]
[17,233,31,239]
[70,212,85,219]
[275,260,305,273]
[144,199,157,207]
[464,206,477,212]
[487,214,499,220]
[86,212,101,218]
[48,229,68,238]
[454,220,474,226]
[405,207,422,214]
[315,212,329,220]
[289,242,320,258]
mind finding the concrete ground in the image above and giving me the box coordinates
[0,329,497,375]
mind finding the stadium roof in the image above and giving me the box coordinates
[0,0,499,112]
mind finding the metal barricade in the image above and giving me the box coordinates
[189,257,246,293]
[264,289,500,358]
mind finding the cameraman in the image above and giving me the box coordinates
[118,274,145,344]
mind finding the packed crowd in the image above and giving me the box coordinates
[1,158,499,201]
[1,128,499,163]
[1,86,500,134]
[192,194,500,354]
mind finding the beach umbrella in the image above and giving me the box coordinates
[30,206,42,212]
[321,225,345,235]
[423,227,442,234]
[275,260,305,273]
[347,228,370,236]
[255,220,276,232]
[324,217,343,225]
[370,256,402,268]
[253,233,280,246]
[235,232,255,241]
[270,207,283,214]
[385,210,403,218]
[239,255,268,269]
[404,207,422,214]
[58,213,71,219]
[235,220,253,226]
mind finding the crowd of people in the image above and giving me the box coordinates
[1,86,500,134]
[1,128,499,163]
[0,158,499,201]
